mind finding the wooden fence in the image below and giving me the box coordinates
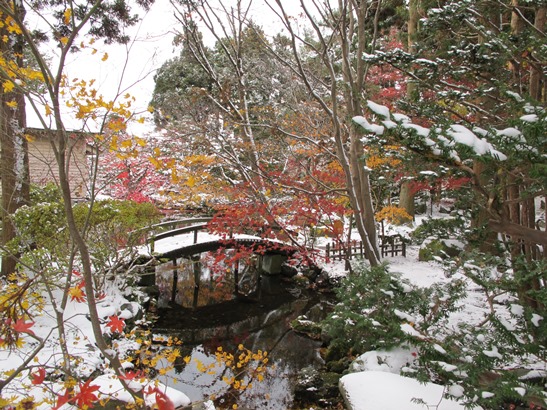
[325,235,406,263]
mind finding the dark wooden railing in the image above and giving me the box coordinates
[325,234,407,263]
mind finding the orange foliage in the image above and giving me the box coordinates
[375,205,413,225]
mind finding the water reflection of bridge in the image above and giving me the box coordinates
[138,218,300,309]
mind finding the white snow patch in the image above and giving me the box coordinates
[400,323,425,339]
[394,309,416,323]
[350,348,417,373]
[367,100,391,119]
[434,361,458,372]
[402,123,430,137]
[392,113,410,123]
[353,116,385,135]
[531,314,543,327]
[339,371,479,410]
[513,387,526,397]
[520,114,539,122]
[510,304,524,316]
[483,346,503,359]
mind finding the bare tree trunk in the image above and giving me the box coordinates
[511,0,524,34]
[407,0,420,98]
[399,180,415,220]
[0,0,30,276]
[530,6,546,101]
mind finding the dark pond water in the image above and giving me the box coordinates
[152,253,329,409]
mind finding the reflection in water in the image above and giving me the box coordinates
[155,300,326,409]
[153,248,328,408]
[156,250,260,308]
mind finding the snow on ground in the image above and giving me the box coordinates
[336,246,488,410]
[0,217,507,409]
[340,371,474,410]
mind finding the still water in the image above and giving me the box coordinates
[153,252,327,409]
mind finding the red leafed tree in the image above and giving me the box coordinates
[94,122,172,203]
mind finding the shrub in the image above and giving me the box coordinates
[322,262,465,357]
[324,255,547,408]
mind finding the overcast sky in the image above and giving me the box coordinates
[26,0,306,135]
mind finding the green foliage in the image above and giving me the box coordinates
[324,254,547,408]
[71,200,161,277]
[11,196,68,255]
[73,199,160,235]
[418,239,446,261]
[412,216,467,244]
[322,262,465,357]
[29,182,63,205]
[11,188,161,277]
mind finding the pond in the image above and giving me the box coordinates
[151,252,330,409]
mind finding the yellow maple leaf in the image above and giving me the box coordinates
[68,286,86,302]
[60,37,68,45]
[2,80,14,92]
[102,53,108,61]
[120,139,133,149]
[134,137,146,147]
[45,104,52,117]
[148,156,161,169]
[63,8,72,24]
[6,100,17,108]
[186,176,196,187]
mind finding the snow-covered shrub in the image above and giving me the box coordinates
[412,216,467,244]
[323,255,547,408]
[322,262,466,357]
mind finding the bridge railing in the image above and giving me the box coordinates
[128,217,214,253]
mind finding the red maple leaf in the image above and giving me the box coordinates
[12,319,35,336]
[31,367,46,385]
[119,369,145,381]
[146,387,175,410]
[52,389,71,410]
[72,379,100,408]
[106,315,125,333]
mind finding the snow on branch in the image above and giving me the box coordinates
[353,100,509,162]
